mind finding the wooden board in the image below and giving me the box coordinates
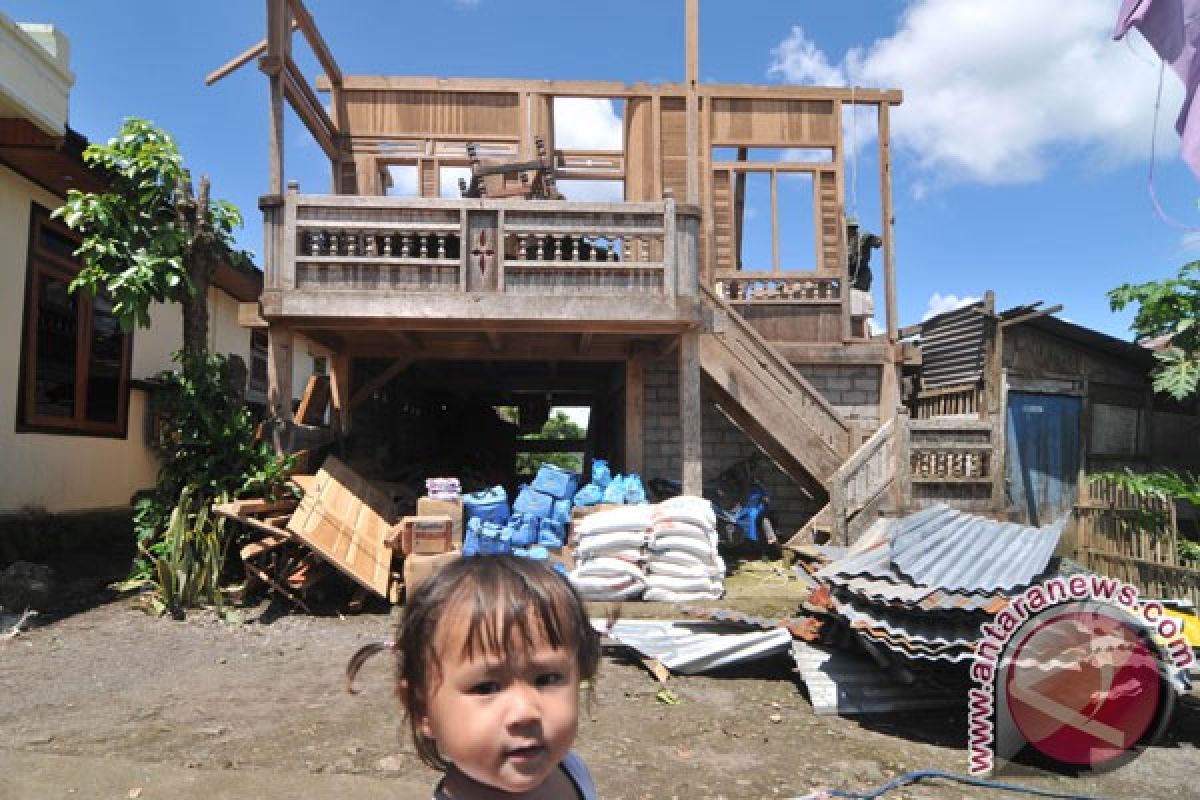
[286,455,395,597]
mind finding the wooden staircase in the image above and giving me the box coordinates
[699,287,852,489]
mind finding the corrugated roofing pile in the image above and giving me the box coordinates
[809,504,1067,669]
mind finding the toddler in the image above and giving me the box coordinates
[348,555,601,799]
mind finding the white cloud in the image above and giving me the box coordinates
[450,0,481,10]
[1180,230,1200,254]
[767,0,1184,187]
[922,292,982,321]
[554,98,623,150]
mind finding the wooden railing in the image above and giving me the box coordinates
[829,419,896,544]
[915,383,984,419]
[273,188,697,300]
[703,287,851,458]
[894,415,997,513]
[712,271,842,305]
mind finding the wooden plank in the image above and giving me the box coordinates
[286,456,395,597]
[349,358,411,409]
[267,323,294,430]
[206,20,299,86]
[288,0,342,87]
[329,352,351,434]
[295,374,331,425]
[878,101,897,342]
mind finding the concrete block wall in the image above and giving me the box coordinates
[642,359,822,536]
[794,364,882,430]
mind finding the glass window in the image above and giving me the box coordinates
[18,205,132,436]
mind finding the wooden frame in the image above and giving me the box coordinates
[16,203,132,438]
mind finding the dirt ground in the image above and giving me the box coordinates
[1,556,1197,799]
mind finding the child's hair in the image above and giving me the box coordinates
[346,555,601,771]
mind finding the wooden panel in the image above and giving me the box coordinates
[286,456,394,597]
[710,98,837,147]
[817,171,841,275]
[660,97,688,200]
[344,90,521,139]
[624,97,656,201]
[711,170,733,272]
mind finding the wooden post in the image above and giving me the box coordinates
[330,351,352,435]
[625,349,646,476]
[878,101,898,343]
[267,322,294,453]
[893,406,911,515]
[679,330,703,495]
[263,0,289,197]
[685,0,700,207]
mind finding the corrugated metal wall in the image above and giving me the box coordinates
[920,304,986,389]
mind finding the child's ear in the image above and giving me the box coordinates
[397,680,436,740]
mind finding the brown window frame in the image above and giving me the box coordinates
[16,203,133,438]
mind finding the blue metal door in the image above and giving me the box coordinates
[1005,392,1082,526]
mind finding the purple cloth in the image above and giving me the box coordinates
[1115,0,1200,177]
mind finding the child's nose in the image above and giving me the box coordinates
[505,684,543,727]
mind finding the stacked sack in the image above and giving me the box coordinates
[567,504,653,600]
[644,496,724,602]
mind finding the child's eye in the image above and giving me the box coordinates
[469,681,501,695]
[536,672,565,687]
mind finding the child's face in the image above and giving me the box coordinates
[416,613,581,794]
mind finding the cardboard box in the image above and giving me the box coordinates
[403,549,461,597]
[398,515,454,555]
[570,503,623,521]
[417,496,464,544]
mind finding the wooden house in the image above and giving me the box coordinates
[245,0,912,536]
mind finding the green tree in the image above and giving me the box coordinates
[1108,261,1200,400]
[1103,262,1200,565]
[55,117,244,379]
[517,411,586,475]
[55,119,286,613]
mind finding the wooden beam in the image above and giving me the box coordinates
[485,330,504,352]
[349,358,412,409]
[625,352,645,476]
[238,302,267,328]
[999,305,1063,328]
[878,101,898,343]
[287,0,342,87]
[283,56,339,162]
[388,330,421,350]
[578,332,594,354]
[329,351,351,434]
[206,20,299,86]
[267,323,294,453]
[264,0,289,197]
[685,0,700,207]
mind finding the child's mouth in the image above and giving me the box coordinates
[505,744,546,761]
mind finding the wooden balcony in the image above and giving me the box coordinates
[259,187,701,333]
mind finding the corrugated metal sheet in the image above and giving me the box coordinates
[889,504,1066,592]
[919,303,987,389]
[791,642,961,714]
[598,620,793,675]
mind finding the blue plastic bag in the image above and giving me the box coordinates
[551,498,572,525]
[574,483,604,507]
[513,485,554,518]
[602,474,627,504]
[463,486,510,525]
[538,517,565,548]
[591,458,612,489]
[624,473,647,505]
[507,512,540,547]
[531,463,579,500]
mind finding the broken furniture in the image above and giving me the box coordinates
[458,136,562,200]
[215,456,401,611]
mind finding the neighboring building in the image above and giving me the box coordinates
[0,15,320,517]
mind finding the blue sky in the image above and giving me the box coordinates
[8,0,1196,339]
